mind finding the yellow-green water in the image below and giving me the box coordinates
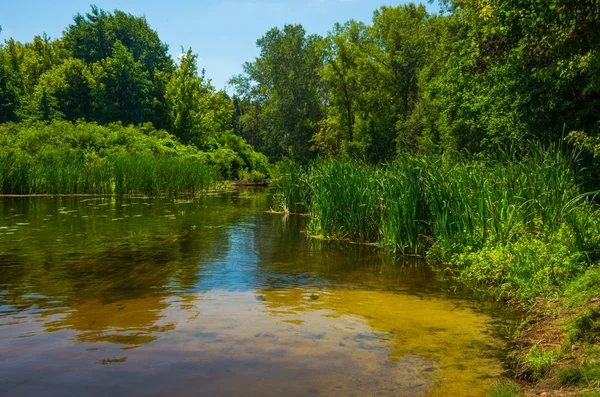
[0,190,510,396]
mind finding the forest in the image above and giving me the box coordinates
[2,2,599,172]
[1,1,600,396]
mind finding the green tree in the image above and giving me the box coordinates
[28,58,94,121]
[432,0,600,153]
[315,21,370,159]
[165,49,234,147]
[64,6,174,128]
[0,47,20,122]
[90,40,153,124]
[231,25,325,161]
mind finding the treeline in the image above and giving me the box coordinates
[231,0,600,168]
[0,6,268,184]
[2,1,599,186]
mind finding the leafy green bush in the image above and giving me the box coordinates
[238,168,266,183]
[453,226,586,301]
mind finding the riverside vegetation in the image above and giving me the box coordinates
[273,147,600,395]
[2,0,600,395]
[0,7,269,195]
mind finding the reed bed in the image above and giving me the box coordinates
[275,143,591,255]
[0,154,221,195]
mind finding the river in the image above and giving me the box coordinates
[0,190,509,396]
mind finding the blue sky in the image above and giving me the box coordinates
[1,1,438,90]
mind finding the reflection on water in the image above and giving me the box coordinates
[0,191,509,397]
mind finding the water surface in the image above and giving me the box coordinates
[0,190,508,396]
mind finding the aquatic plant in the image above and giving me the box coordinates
[274,143,600,302]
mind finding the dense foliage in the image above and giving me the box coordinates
[0,7,268,187]
[231,0,600,167]
[0,121,223,194]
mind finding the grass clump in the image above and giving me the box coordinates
[566,309,600,344]
[307,161,380,242]
[487,380,522,397]
[522,345,557,381]
[565,267,600,308]
[557,365,586,386]
[272,160,310,213]
[557,363,600,388]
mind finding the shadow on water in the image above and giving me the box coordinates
[0,190,515,397]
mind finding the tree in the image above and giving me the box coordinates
[28,58,94,121]
[64,6,174,128]
[0,47,20,122]
[231,25,325,161]
[315,21,370,159]
[91,40,153,124]
[431,0,600,153]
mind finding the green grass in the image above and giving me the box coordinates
[566,309,600,344]
[307,161,380,242]
[272,161,311,213]
[276,143,589,251]
[0,154,220,195]
[524,345,557,381]
[487,380,522,397]
[563,363,600,388]
[113,155,220,195]
[558,365,587,386]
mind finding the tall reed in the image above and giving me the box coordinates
[272,161,311,213]
[0,153,220,195]
[307,161,380,242]
[275,143,592,254]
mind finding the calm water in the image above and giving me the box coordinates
[0,190,509,397]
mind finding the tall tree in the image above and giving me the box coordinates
[91,40,153,124]
[166,49,235,147]
[231,25,325,161]
[64,6,173,128]
[432,0,600,153]
[0,47,20,122]
[28,58,94,121]
[315,21,370,159]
